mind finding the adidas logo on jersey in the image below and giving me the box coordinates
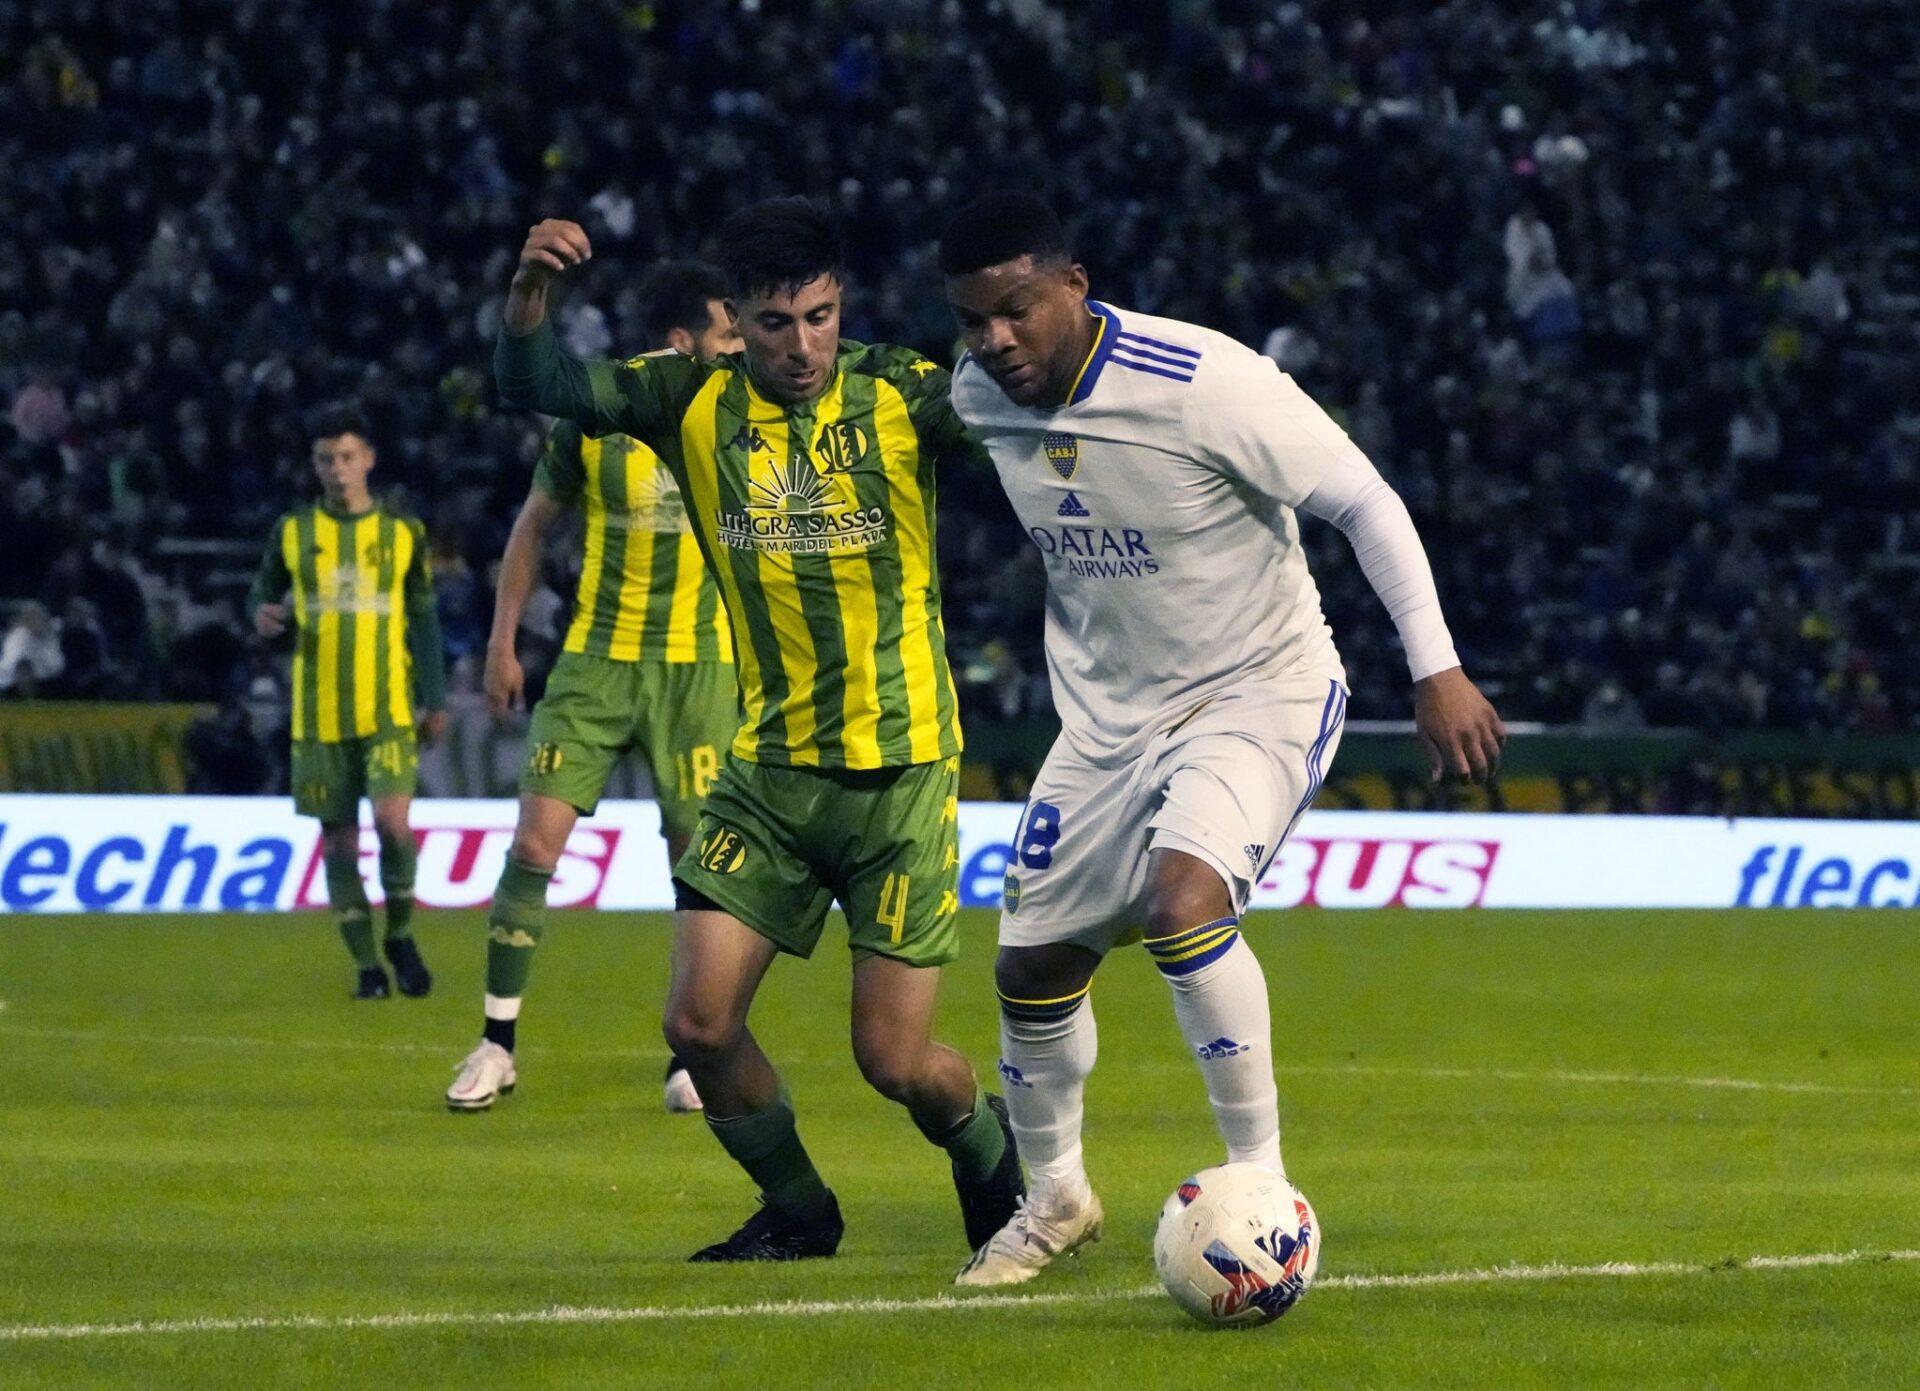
[1244,843,1266,866]
[1056,491,1090,517]
[1196,1037,1249,1060]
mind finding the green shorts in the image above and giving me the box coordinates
[522,651,740,837]
[675,754,961,967]
[291,730,418,822]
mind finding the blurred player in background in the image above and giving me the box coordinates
[249,406,449,1001]
[493,199,1023,1262]
[938,195,1505,1286]
[447,262,742,1116]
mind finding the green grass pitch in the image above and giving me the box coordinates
[1,908,1915,1389]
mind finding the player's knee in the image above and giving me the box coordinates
[507,829,562,874]
[371,810,409,847]
[661,1001,743,1061]
[994,944,1094,1006]
[851,1035,922,1105]
[1143,875,1229,943]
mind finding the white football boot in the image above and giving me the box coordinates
[954,1192,1105,1287]
[446,1041,517,1112]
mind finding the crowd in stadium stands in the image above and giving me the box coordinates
[4,0,1917,759]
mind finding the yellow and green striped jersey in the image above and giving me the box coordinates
[249,501,447,743]
[498,326,980,771]
[534,422,732,664]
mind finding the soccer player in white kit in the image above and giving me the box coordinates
[939,195,1507,1287]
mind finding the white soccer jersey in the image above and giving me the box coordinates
[952,301,1358,764]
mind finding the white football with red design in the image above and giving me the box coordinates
[1153,1162,1320,1328]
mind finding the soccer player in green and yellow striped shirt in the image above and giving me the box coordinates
[448,263,742,1116]
[495,200,1022,1264]
[248,406,448,1001]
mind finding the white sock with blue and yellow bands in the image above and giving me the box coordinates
[1144,918,1285,1176]
[997,983,1098,1215]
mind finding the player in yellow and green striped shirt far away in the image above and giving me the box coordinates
[494,199,1023,1265]
[447,262,743,1118]
[248,405,448,1001]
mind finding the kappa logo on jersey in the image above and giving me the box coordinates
[697,825,749,874]
[717,457,890,556]
[1043,431,1079,480]
[1056,491,1090,518]
[727,425,775,454]
[1196,1036,1249,1060]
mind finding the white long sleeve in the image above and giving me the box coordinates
[1297,453,1460,682]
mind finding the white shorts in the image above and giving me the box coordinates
[999,673,1347,953]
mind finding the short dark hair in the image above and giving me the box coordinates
[306,402,373,445]
[640,260,727,343]
[938,194,1072,277]
[714,197,845,302]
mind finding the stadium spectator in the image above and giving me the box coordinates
[0,602,65,695]
[0,0,1913,747]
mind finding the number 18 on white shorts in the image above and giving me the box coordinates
[999,673,1348,952]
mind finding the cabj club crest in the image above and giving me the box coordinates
[1043,432,1078,480]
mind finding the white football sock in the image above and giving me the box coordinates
[1146,920,1284,1176]
[997,987,1098,1215]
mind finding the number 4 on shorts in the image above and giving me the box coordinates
[878,872,911,943]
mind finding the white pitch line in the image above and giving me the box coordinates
[0,1025,659,1062]
[1280,1063,1919,1099]
[2,1025,1911,1098]
[3,1249,1915,1344]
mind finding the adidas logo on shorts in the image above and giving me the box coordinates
[1244,843,1266,865]
[1056,491,1091,517]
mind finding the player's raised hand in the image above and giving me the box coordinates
[1412,666,1506,784]
[504,219,591,336]
[483,643,525,722]
[253,602,289,638]
[515,219,592,283]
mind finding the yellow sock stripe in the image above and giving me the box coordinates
[1142,917,1239,955]
[997,982,1092,1018]
[1144,929,1236,960]
[1150,931,1241,967]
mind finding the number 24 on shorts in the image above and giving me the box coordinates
[1017,801,1062,870]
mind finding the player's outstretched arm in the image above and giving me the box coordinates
[484,485,563,720]
[493,220,693,444]
[1295,450,1504,784]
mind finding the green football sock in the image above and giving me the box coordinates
[378,830,418,941]
[485,859,552,998]
[915,1087,1007,1183]
[707,1091,833,1220]
[323,846,379,970]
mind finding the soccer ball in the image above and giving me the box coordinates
[1153,1163,1319,1329]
